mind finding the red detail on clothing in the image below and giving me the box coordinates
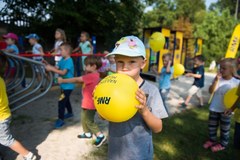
[0,41,7,50]
[81,72,100,110]
[18,53,106,57]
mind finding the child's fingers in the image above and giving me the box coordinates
[136,89,146,105]
[135,104,144,110]
[42,60,48,64]
[136,89,146,99]
[136,95,145,104]
[224,109,232,116]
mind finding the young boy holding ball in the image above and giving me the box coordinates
[106,36,168,159]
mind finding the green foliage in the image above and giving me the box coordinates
[1,0,144,49]
[210,0,240,19]
[194,9,237,63]
[143,0,240,63]
[142,0,205,28]
[85,107,236,160]
[174,0,206,22]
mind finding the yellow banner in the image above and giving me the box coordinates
[195,38,203,56]
[225,24,240,58]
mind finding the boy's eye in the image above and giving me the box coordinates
[117,61,123,64]
[130,61,136,64]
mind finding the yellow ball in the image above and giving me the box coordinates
[93,73,139,122]
[173,63,185,76]
[224,87,238,109]
[149,32,165,52]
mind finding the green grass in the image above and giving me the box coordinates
[86,107,236,160]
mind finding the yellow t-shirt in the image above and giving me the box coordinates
[234,83,240,123]
[0,77,11,121]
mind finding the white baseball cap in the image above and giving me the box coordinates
[108,36,146,59]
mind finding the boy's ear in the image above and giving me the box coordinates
[140,59,147,69]
[93,64,97,69]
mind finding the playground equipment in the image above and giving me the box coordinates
[1,51,106,111]
[1,51,53,111]
[142,27,202,80]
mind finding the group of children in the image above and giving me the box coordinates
[154,51,240,154]
[0,31,240,160]
[155,53,240,154]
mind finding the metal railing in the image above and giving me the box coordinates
[1,51,53,111]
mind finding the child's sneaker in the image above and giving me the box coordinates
[55,119,64,128]
[203,140,216,149]
[64,113,74,119]
[94,135,106,147]
[77,133,92,139]
[211,143,226,152]
[23,152,36,160]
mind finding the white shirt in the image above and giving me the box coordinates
[32,43,43,61]
[54,40,63,61]
[210,77,240,112]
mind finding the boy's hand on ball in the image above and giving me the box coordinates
[135,89,148,114]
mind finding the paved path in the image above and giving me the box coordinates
[0,73,215,160]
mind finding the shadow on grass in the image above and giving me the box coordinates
[87,107,236,160]
[153,106,235,160]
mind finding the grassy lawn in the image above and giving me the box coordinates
[86,107,236,160]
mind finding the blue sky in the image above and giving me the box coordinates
[206,0,218,8]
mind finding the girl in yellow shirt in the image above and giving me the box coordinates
[0,54,36,160]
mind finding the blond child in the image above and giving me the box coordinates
[51,28,67,83]
[106,36,168,159]
[152,53,173,115]
[203,58,240,152]
[73,31,93,71]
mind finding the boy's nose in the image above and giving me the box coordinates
[122,63,129,70]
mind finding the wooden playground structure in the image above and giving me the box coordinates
[142,27,203,75]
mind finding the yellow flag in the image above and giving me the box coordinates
[225,24,240,58]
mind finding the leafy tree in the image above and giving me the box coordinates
[194,9,237,63]
[1,0,144,50]
[209,0,240,19]
[174,0,205,22]
[142,0,205,28]
[142,0,177,28]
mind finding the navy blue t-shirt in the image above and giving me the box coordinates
[192,65,204,88]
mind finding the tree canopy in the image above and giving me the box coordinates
[194,9,237,62]
[1,0,144,50]
[1,0,240,60]
[142,0,240,63]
